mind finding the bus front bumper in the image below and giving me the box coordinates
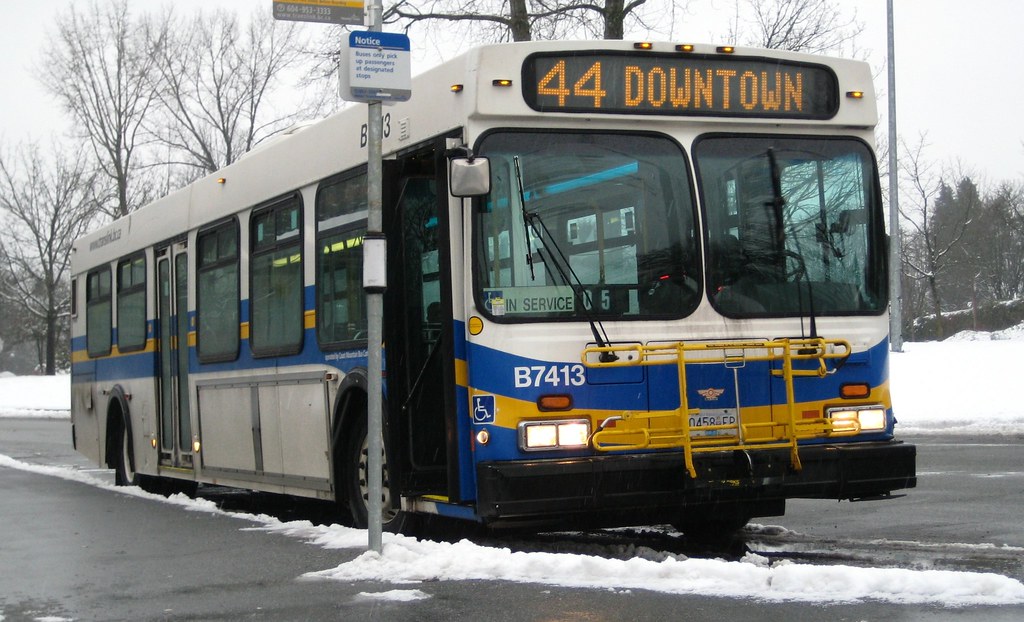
[475,441,916,524]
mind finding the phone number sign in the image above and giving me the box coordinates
[272,0,364,25]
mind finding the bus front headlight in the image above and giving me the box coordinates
[826,406,887,433]
[519,419,591,451]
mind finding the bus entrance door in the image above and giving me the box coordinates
[156,243,193,470]
[384,144,457,501]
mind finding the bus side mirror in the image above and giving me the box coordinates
[449,156,490,197]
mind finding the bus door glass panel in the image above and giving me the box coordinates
[473,132,700,320]
[157,245,192,467]
[175,252,191,455]
[395,176,445,470]
[696,136,885,317]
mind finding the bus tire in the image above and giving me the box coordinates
[113,415,137,487]
[344,415,415,534]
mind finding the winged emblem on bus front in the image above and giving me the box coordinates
[696,387,726,401]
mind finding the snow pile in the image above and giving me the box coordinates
[353,589,431,603]
[292,530,1024,606]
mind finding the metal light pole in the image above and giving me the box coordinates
[887,0,903,352]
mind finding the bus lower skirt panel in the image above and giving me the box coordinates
[474,441,916,527]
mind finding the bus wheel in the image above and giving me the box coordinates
[113,417,137,487]
[345,417,410,532]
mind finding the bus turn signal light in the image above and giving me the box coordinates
[538,394,572,411]
[840,383,871,399]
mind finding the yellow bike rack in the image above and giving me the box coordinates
[583,338,851,479]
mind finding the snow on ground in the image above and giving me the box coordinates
[3,329,1024,606]
[1,451,1022,607]
[0,373,70,419]
[4,327,1024,434]
[890,337,1024,435]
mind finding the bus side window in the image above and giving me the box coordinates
[250,196,304,357]
[315,171,368,346]
[116,254,147,352]
[317,227,367,343]
[86,267,112,357]
[197,220,240,362]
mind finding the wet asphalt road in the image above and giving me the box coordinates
[2,418,1023,621]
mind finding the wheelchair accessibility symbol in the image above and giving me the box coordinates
[472,395,495,424]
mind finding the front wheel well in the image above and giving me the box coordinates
[331,383,368,497]
[103,392,129,470]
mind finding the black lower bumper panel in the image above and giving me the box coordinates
[475,441,916,524]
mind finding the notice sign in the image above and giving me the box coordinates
[272,0,364,25]
[341,31,412,103]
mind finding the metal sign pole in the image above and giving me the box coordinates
[364,0,385,554]
[887,0,903,352]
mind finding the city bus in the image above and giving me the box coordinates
[70,40,916,535]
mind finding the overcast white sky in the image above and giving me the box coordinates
[1,0,1022,183]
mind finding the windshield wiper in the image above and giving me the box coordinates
[766,148,786,248]
[512,156,536,281]
[512,156,617,361]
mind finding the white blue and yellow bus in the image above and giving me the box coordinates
[70,40,915,535]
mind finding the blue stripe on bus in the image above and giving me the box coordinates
[462,337,888,415]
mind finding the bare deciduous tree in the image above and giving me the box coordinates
[384,0,665,43]
[39,0,162,217]
[728,0,864,55]
[148,9,310,177]
[898,137,974,340]
[0,142,101,374]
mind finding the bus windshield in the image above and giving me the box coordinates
[695,136,887,317]
[474,131,700,320]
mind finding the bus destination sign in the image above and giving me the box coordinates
[522,52,839,119]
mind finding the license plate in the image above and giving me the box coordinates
[688,409,738,437]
